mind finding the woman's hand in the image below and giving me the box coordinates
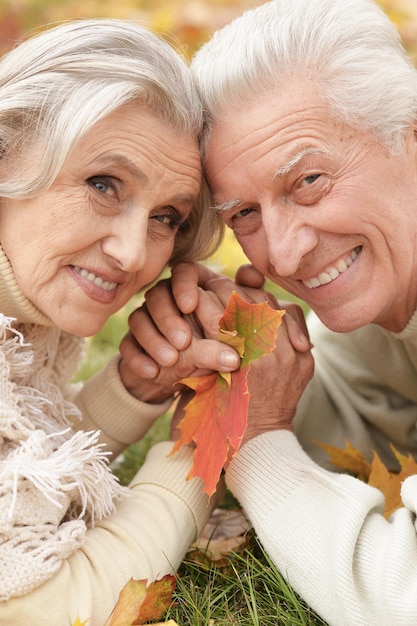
[118,296,239,404]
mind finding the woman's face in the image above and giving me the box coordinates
[205,82,417,333]
[0,104,201,336]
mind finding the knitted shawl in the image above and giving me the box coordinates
[0,252,126,600]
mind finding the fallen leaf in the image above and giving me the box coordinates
[187,507,251,569]
[170,292,285,496]
[104,575,176,626]
[314,439,371,481]
[368,447,417,518]
[132,576,176,625]
[317,439,417,518]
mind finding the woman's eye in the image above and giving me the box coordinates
[150,208,183,231]
[87,176,117,197]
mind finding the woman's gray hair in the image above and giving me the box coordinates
[192,0,417,155]
[0,19,223,264]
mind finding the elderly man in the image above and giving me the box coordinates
[120,1,417,624]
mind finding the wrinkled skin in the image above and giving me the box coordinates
[0,104,201,338]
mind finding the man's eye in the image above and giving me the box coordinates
[238,207,254,217]
[301,173,321,186]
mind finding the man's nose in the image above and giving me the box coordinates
[262,205,318,277]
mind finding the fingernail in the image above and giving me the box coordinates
[143,364,158,378]
[171,329,187,349]
[178,294,193,313]
[220,351,240,369]
[299,332,310,349]
[158,346,177,365]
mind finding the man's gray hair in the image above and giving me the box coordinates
[192,0,417,155]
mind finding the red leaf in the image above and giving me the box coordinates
[170,292,285,496]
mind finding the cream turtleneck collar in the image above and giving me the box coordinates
[0,244,52,326]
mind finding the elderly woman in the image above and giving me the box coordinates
[124,0,417,624]
[0,18,236,626]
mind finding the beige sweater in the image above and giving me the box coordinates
[0,246,214,625]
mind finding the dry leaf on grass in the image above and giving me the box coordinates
[103,575,176,626]
[317,439,417,518]
[187,507,251,568]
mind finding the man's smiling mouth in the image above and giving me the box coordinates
[302,247,361,289]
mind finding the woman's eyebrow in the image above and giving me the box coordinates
[95,153,149,184]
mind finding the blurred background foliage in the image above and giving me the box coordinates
[0,0,415,58]
[0,0,415,377]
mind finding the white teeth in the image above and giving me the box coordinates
[73,266,118,291]
[303,248,360,289]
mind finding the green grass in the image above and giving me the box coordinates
[167,538,327,626]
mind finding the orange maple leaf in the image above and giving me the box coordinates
[314,438,371,482]
[317,439,417,518]
[170,291,285,496]
[104,575,176,626]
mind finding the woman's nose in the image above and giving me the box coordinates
[101,213,149,273]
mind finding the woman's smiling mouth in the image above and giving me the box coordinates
[73,266,118,291]
[302,247,362,289]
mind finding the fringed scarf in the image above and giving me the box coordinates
[0,313,126,599]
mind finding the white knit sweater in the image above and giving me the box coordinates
[0,246,214,625]
[226,311,417,626]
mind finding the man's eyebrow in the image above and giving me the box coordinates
[211,198,244,212]
[211,147,329,212]
[272,147,328,180]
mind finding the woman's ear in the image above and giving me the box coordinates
[413,120,417,143]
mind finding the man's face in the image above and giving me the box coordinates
[205,80,417,333]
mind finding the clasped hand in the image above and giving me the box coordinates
[119,262,314,442]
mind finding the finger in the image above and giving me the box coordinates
[191,288,228,339]
[179,336,240,373]
[235,263,266,289]
[119,331,161,379]
[171,262,220,313]
[172,261,248,312]
[143,280,193,350]
[126,308,180,366]
[279,302,311,353]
